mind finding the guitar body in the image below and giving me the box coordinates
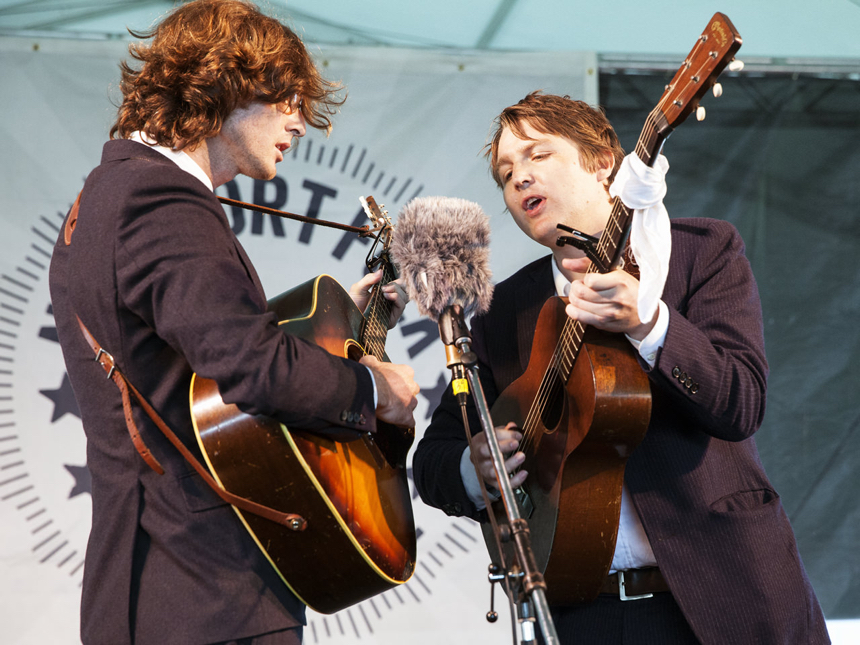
[483,296,651,605]
[190,275,416,614]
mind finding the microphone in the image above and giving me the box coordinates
[391,196,494,402]
[390,196,494,324]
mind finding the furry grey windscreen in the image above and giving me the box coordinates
[390,196,494,322]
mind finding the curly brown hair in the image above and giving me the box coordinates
[486,91,625,189]
[110,0,344,150]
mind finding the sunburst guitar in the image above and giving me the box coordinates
[189,196,416,614]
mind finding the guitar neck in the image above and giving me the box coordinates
[592,113,670,273]
[583,8,741,277]
[361,256,396,359]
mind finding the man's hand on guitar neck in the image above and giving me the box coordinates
[561,257,658,341]
[360,355,419,428]
[349,270,410,329]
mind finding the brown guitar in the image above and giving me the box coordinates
[483,13,742,605]
[189,196,416,615]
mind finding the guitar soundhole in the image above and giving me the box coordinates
[346,340,365,363]
[539,371,565,433]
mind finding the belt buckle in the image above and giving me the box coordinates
[618,570,653,601]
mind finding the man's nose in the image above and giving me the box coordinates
[288,111,306,138]
[513,169,532,189]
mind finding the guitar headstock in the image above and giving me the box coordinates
[656,12,742,133]
[359,195,395,273]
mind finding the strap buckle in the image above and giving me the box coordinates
[618,570,654,601]
[94,347,116,379]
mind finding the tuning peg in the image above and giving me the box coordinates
[696,106,706,122]
[712,82,723,98]
[728,59,744,72]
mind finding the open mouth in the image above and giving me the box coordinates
[523,196,544,213]
[276,143,289,153]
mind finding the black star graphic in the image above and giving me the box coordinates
[420,372,449,420]
[40,372,81,422]
[39,303,59,343]
[64,463,92,498]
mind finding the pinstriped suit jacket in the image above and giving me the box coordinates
[413,218,829,644]
[50,140,377,644]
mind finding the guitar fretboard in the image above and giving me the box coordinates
[361,259,396,360]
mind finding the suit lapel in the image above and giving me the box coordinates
[516,256,555,374]
[230,237,267,307]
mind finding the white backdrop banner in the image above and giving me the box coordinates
[0,36,596,644]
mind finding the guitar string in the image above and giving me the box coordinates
[365,261,395,359]
[368,268,394,357]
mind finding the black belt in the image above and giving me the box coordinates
[600,567,670,600]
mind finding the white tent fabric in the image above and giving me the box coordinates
[0,0,859,61]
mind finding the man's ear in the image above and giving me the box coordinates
[594,151,615,184]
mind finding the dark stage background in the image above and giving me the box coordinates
[601,70,860,618]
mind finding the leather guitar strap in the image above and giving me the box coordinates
[64,193,306,531]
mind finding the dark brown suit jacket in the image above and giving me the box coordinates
[414,218,829,644]
[50,140,376,644]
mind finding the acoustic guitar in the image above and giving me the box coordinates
[483,13,742,605]
[189,196,416,614]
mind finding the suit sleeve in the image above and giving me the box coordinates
[413,312,498,520]
[114,168,375,433]
[647,219,768,442]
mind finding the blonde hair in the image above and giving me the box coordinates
[487,91,625,187]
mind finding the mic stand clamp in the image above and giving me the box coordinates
[438,305,560,645]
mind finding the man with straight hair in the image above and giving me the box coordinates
[413,91,829,644]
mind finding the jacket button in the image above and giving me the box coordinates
[442,503,462,516]
[672,366,681,378]
[340,410,349,422]
[690,383,699,394]
[358,414,366,425]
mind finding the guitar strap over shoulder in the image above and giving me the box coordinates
[64,191,306,532]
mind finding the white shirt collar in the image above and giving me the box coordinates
[129,131,214,192]
[550,255,571,297]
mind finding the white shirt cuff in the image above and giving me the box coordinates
[460,446,500,510]
[625,300,669,368]
[364,365,378,407]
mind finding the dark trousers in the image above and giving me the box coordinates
[539,593,699,644]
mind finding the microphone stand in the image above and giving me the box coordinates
[439,306,560,645]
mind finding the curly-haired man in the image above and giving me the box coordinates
[49,2,418,643]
